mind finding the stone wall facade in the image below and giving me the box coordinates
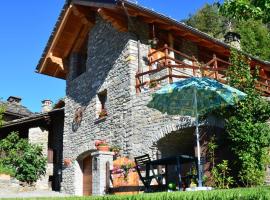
[61,15,222,195]
[29,127,50,190]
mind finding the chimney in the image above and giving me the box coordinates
[7,96,22,104]
[224,32,241,50]
[41,100,53,113]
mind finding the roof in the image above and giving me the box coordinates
[0,100,33,118]
[118,0,270,65]
[36,0,270,79]
[1,108,64,128]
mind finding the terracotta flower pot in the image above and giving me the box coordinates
[97,145,110,152]
[64,158,72,167]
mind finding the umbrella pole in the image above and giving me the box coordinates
[194,88,203,187]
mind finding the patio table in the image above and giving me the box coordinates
[145,154,195,191]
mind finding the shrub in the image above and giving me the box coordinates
[0,132,46,183]
[212,160,234,189]
[224,51,270,186]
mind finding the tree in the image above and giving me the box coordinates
[220,0,270,23]
[0,105,4,127]
[0,132,46,183]
[184,3,270,61]
[236,20,270,61]
[184,3,226,39]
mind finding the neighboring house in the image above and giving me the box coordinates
[0,98,64,191]
[0,96,33,122]
[36,0,270,196]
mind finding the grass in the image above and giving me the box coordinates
[0,164,15,177]
[3,187,270,200]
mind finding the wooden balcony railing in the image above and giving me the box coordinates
[135,44,270,96]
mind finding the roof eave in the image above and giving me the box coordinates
[118,0,270,67]
[36,0,270,76]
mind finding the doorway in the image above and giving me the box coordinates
[83,156,92,196]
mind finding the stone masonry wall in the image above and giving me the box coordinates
[62,15,138,194]
[62,15,223,195]
[28,127,50,190]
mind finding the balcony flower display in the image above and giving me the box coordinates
[111,157,139,195]
[98,109,108,119]
[111,158,136,181]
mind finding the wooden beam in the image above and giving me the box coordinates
[40,5,73,73]
[72,5,96,25]
[98,8,128,32]
[142,17,159,24]
[157,23,179,31]
[53,68,60,77]
[61,21,85,57]
[48,53,64,70]
[72,23,93,53]
[71,0,116,9]
[124,7,154,18]
[72,8,89,24]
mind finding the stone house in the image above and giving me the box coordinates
[0,96,33,123]
[36,0,270,196]
[0,97,64,191]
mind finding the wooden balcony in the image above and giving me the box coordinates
[135,44,270,95]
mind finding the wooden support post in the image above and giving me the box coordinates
[213,54,218,80]
[164,44,169,66]
[136,72,141,93]
[164,44,173,83]
[168,66,173,84]
[192,56,196,77]
[168,33,175,65]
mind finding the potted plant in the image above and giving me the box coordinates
[149,80,161,90]
[95,140,110,151]
[98,109,108,119]
[111,157,139,195]
[149,81,157,89]
[110,145,121,157]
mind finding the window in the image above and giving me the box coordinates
[76,53,87,77]
[74,37,88,78]
[48,148,54,163]
[97,90,107,119]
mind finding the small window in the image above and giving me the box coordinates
[48,148,54,163]
[76,53,87,77]
[75,37,88,78]
[97,90,108,119]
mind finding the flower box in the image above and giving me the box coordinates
[111,157,139,195]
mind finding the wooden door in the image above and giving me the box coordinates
[83,156,92,196]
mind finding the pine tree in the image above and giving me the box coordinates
[184,3,270,61]
[184,3,226,39]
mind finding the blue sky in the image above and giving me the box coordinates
[0,0,216,112]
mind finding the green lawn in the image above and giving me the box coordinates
[5,187,270,200]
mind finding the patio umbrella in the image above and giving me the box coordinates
[147,77,246,187]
